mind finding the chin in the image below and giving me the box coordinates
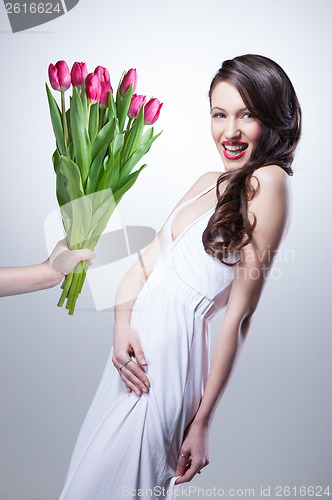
[220,151,251,171]
[222,160,246,172]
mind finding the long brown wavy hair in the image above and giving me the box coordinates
[202,54,302,265]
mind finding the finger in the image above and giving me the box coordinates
[120,371,147,397]
[174,453,190,478]
[130,337,147,366]
[112,352,150,391]
[53,238,66,252]
[121,364,150,393]
[175,462,200,485]
[75,249,95,262]
[124,358,150,389]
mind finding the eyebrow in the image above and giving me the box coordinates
[210,106,249,113]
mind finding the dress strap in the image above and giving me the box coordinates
[194,182,217,201]
[168,181,217,223]
[162,181,217,247]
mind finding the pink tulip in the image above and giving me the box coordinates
[94,65,110,84]
[71,61,88,88]
[128,93,146,118]
[119,68,137,95]
[48,60,71,91]
[99,81,112,107]
[85,73,101,104]
[144,98,163,125]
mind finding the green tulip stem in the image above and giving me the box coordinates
[65,266,80,310]
[57,271,73,307]
[77,260,89,294]
[60,90,69,150]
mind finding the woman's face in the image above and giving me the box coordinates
[210,80,263,171]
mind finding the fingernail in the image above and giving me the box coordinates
[141,357,147,365]
[142,387,148,394]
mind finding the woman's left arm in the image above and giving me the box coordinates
[174,165,292,484]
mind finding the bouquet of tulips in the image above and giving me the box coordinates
[46,60,163,315]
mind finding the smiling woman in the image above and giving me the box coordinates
[210,81,263,163]
[203,54,302,266]
[58,54,302,500]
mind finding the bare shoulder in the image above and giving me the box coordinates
[247,165,292,247]
[250,164,290,194]
[170,171,220,211]
[182,171,220,200]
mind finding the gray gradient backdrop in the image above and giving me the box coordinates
[0,0,331,499]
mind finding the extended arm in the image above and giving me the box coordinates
[0,239,94,297]
[174,165,292,483]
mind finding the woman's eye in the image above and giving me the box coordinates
[212,112,225,119]
[242,112,254,119]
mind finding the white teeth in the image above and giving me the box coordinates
[224,144,247,151]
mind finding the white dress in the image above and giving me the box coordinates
[59,183,235,500]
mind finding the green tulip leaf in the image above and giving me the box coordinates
[85,148,108,195]
[113,164,147,204]
[52,148,61,174]
[90,194,117,235]
[91,118,117,163]
[56,171,71,207]
[85,119,119,194]
[121,105,145,164]
[88,103,99,143]
[98,155,119,192]
[70,87,91,186]
[109,131,124,158]
[118,131,162,183]
[97,130,123,192]
[103,155,109,170]
[116,84,134,131]
[46,83,65,155]
[61,194,93,250]
[65,108,72,145]
[65,141,74,159]
[107,91,117,124]
[141,126,154,143]
[80,79,88,124]
[58,155,84,201]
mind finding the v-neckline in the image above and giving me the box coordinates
[169,183,217,245]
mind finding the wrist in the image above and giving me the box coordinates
[113,321,132,334]
[40,259,63,288]
[190,414,212,432]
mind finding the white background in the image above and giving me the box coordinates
[0,0,331,499]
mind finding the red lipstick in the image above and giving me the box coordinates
[222,141,248,160]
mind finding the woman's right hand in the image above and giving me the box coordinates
[112,325,150,397]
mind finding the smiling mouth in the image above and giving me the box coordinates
[223,142,248,154]
[222,141,248,160]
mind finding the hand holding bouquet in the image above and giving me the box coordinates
[46,60,162,315]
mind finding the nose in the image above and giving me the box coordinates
[224,118,240,141]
